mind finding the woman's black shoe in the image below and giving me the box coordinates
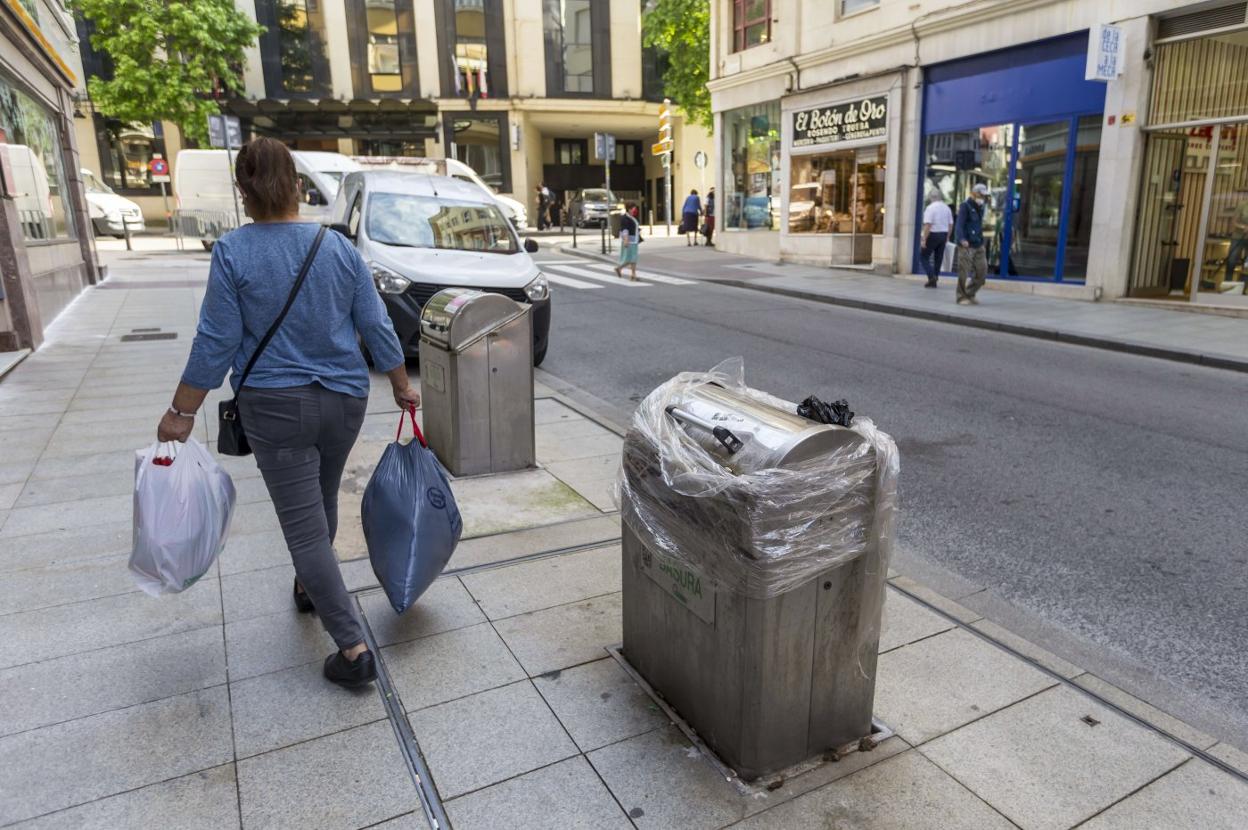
[324,650,377,688]
[293,580,314,614]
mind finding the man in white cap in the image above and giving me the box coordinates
[954,183,990,304]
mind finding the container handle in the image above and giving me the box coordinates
[397,405,428,448]
[665,406,743,454]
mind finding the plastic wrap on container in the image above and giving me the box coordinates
[616,358,898,601]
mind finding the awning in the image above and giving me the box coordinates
[220,98,439,141]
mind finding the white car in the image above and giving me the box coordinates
[82,169,145,237]
[352,156,528,230]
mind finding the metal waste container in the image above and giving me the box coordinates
[418,288,535,476]
[619,368,898,781]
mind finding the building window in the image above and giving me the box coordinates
[840,0,878,16]
[0,72,76,241]
[92,118,170,194]
[732,0,770,53]
[556,138,586,165]
[614,141,640,166]
[258,0,329,95]
[723,102,780,230]
[445,113,510,192]
[278,0,316,92]
[544,0,609,97]
[366,0,403,92]
[453,0,489,96]
[789,146,885,235]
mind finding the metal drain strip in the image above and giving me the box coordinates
[888,582,1248,786]
[356,598,451,830]
[439,536,622,579]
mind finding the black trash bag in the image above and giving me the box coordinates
[363,408,463,614]
[797,395,854,428]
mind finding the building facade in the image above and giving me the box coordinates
[73,0,714,229]
[708,0,1248,311]
[1,0,98,352]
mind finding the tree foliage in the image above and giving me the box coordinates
[642,0,711,131]
[72,0,263,145]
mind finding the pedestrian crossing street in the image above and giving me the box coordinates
[533,259,697,290]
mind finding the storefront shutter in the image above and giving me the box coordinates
[1156,3,1247,40]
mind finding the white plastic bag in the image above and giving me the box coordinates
[130,438,237,595]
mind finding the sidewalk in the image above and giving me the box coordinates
[562,245,1248,373]
[1,249,1246,828]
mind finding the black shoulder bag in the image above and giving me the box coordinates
[217,226,327,457]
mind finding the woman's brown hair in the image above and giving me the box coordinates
[234,137,299,220]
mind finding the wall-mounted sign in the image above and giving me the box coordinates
[792,96,887,148]
[1086,24,1124,82]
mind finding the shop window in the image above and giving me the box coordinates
[923,125,1013,274]
[723,102,780,230]
[1062,116,1102,280]
[92,117,169,194]
[732,0,770,52]
[840,0,878,15]
[544,0,609,96]
[0,72,76,242]
[556,138,586,165]
[789,146,885,235]
[446,114,509,192]
[366,0,403,92]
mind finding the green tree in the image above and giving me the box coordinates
[72,0,263,145]
[642,0,711,130]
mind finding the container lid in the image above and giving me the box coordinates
[419,288,527,352]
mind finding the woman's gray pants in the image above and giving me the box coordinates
[239,384,368,650]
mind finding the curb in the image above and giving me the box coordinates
[0,348,31,383]
[557,244,616,265]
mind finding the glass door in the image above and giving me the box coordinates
[1198,123,1248,305]
[1010,121,1069,277]
[1131,133,1195,297]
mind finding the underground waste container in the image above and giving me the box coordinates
[618,360,898,781]
[418,288,535,476]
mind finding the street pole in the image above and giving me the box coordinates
[159,182,170,234]
[226,143,242,229]
[664,156,672,238]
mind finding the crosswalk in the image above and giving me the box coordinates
[534,260,698,291]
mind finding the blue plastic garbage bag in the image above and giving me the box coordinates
[363,407,463,614]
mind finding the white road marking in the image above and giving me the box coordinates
[582,263,697,285]
[544,273,603,289]
[544,264,652,288]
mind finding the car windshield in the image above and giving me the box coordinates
[83,171,114,195]
[318,171,344,197]
[582,189,615,202]
[367,193,518,254]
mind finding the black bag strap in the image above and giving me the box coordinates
[234,225,326,394]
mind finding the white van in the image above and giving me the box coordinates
[352,156,528,230]
[174,149,359,246]
[3,144,53,239]
[82,169,145,237]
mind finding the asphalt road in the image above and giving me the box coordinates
[533,246,1248,748]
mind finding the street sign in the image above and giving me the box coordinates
[693,150,707,169]
[594,132,616,161]
[148,157,169,183]
[651,140,673,156]
[1086,23,1124,81]
[207,114,242,149]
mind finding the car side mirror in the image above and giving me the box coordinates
[523,238,538,254]
[329,222,355,240]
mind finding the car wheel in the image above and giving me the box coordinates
[533,343,548,367]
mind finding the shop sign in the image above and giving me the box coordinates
[792,96,887,148]
[1086,24,1124,81]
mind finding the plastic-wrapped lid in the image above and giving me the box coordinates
[419,288,526,352]
[669,382,867,474]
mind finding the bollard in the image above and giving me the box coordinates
[600,222,606,256]
[122,215,132,251]
[572,220,577,249]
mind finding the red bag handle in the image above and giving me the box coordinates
[396,404,427,447]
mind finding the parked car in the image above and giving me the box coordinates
[82,168,145,237]
[352,156,528,230]
[174,150,358,248]
[568,188,623,228]
[329,171,551,366]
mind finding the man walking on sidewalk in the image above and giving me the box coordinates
[1225,196,1248,291]
[920,192,953,288]
[955,183,990,305]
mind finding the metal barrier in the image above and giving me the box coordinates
[172,209,241,251]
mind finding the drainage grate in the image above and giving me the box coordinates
[120,331,178,342]
[98,280,208,290]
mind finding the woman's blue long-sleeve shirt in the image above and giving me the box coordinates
[181,222,404,398]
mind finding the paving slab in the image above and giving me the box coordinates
[878,588,956,654]
[0,481,21,510]
[1079,757,1248,829]
[873,627,1055,745]
[453,468,603,539]
[222,562,300,622]
[230,659,387,758]
[217,529,289,576]
[0,520,130,573]
[493,592,622,677]
[886,576,983,623]
[448,514,620,572]
[10,764,240,830]
[734,750,1015,830]
[445,755,632,830]
[1072,673,1218,750]
[364,813,427,830]
[0,582,222,669]
[224,610,336,681]
[535,430,625,464]
[533,657,668,752]
[1210,742,1248,777]
[0,625,225,737]
[236,719,417,830]
[29,448,134,479]
[534,397,584,425]
[970,618,1084,679]
[357,579,485,647]
[0,553,135,616]
[544,453,620,512]
[0,493,131,538]
[408,680,579,800]
[384,622,526,712]
[921,685,1191,830]
[460,545,621,619]
[230,500,283,536]
[0,686,234,825]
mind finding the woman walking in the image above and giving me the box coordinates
[157,138,417,689]
[614,201,641,281]
[681,189,702,246]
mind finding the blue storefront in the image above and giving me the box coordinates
[917,34,1107,282]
